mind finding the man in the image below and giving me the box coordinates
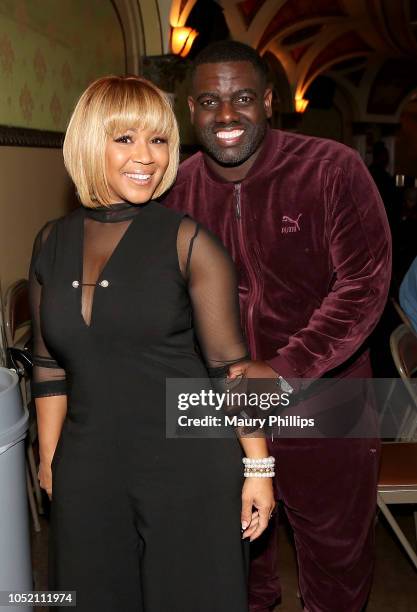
[163,41,391,612]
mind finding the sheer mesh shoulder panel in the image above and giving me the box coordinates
[29,221,67,398]
[177,218,249,375]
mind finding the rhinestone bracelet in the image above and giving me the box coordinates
[243,456,275,478]
[242,456,275,468]
[244,471,275,478]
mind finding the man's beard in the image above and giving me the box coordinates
[197,120,267,166]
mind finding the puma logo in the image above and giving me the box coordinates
[282,214,302,234]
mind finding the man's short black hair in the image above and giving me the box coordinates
[191,40,268,87]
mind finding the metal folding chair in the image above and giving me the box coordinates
[378,324,417,570]
[391,296,413,330]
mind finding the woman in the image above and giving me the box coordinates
[29,75,275,612]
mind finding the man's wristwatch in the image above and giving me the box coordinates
[276,375,294,395]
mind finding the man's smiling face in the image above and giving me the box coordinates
[188,61,272,167]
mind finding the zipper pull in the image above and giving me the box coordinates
[234,183,241,219]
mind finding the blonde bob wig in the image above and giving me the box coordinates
[63,75,179,207]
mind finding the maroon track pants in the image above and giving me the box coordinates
[248,437,380,612]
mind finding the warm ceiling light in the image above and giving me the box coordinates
[171,26,198,57]
[295,96,309,113]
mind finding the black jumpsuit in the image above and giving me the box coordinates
[29,201,249,612]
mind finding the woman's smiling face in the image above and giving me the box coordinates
[104,127,169,204]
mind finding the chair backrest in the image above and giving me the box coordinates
[4,279,30,346]
[390,324,417,379]
[391,297,413,330]
[390,324,417,439]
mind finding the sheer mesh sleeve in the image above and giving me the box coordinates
[177,217,249,375]
[29,222,67,398]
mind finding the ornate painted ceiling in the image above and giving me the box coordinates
[218,0,417,121]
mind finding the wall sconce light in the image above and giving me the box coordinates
[295,95,309,113]
[171,26,198,58]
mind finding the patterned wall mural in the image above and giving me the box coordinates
[0,0,125,132]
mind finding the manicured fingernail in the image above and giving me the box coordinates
[241,521,248,530]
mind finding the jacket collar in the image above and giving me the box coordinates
[201,127,280,185]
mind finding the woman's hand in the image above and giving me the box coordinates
[38,461,53,500]
[241,477,276,542]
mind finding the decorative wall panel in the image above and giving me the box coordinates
[0,0,125,133]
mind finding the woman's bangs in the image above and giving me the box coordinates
[104,85,173,140]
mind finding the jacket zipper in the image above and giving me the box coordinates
[234,183,259,359]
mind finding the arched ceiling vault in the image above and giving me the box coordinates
[219,0,417,121]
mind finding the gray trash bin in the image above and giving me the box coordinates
[0,367,32,611]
